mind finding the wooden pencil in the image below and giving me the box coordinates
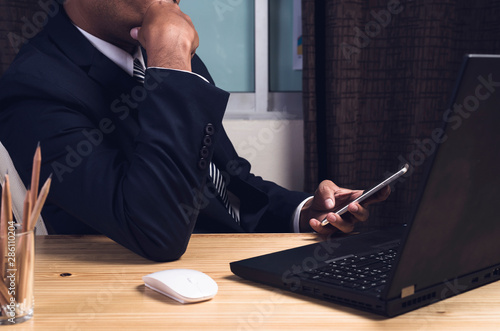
[0,174,12,235]
[27,174,52,232]
[0,278,11,308]
[21,190,31,233]
[17,231,34,308]
[29,144,41,218]
[0,175,12,269]
[0,175,12,309]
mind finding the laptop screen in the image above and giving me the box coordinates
[387,54,500,299]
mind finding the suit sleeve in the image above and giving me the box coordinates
[0,68,229,262]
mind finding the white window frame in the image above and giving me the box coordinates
[224,0,303,120]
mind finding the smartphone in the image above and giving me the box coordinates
[320,163,409,226]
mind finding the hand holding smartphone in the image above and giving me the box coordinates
[320,164,409,227]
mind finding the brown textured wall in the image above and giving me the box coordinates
[302,0,500,226]
[0,0,61,75]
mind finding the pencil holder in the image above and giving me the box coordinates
[0,228,35,324]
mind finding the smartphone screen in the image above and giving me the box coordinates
[320,164,409,226]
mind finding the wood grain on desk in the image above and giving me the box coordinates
[11,234,500,330]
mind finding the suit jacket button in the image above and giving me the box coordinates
[203,135,212,146]
[198,158,208,170]
[205,123,215,135]
[200,146,209,158]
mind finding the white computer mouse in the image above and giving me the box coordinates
[142,269,218,304]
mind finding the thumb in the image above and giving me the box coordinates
[313,180,338,211]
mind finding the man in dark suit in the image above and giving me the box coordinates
[0,1,388,261]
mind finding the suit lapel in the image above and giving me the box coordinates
[46,9,137,94]
[45,9,141,152]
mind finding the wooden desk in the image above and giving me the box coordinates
[11,234,500,330]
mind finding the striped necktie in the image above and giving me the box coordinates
[133,58,145,84]
[209,162,240,225]
[132,59,240,225]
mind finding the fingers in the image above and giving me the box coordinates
[310,213,355,234]
[309,217,335,234]
[133,1,198,70]
[311,180,362,211]
[315,201,370,233]
[301,180,383,234]
[347,202,369,222]
[363,185,391,207]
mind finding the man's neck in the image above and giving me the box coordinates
[63,4,136,55]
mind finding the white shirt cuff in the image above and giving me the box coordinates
[147,67,210,84]
[292,197,313,233]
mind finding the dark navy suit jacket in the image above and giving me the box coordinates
[0,9,309,261]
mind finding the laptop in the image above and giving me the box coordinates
[230,54,500,317]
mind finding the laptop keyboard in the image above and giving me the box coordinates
[298,247,398,292]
